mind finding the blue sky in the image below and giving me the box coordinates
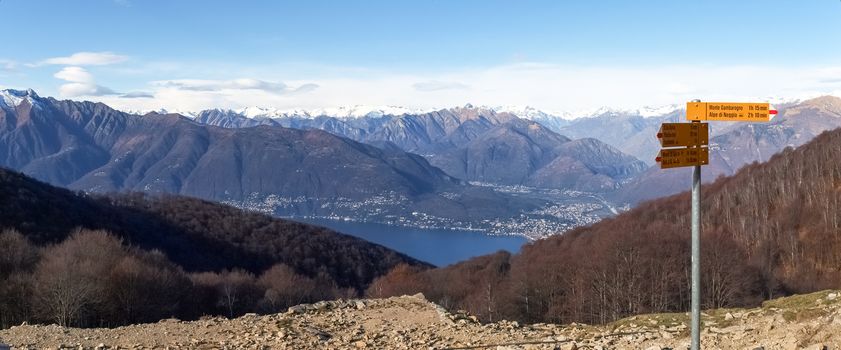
[2,0,841,113]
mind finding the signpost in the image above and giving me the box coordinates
[655,122,708,170]
[686,101,777,122]
[658,100,775,350]
[655,147,709,168]
[657,123,709,148]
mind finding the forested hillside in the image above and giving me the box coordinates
[0,167,429,328]
[369,126,841,324]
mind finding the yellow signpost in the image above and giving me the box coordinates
[656,121,709,169]
[656,147,709,169]
[686,102,776,122]
[657,123,709,148]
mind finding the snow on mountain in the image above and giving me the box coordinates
[571,104,681,119]
[189,103,683,126]
[493,105,573,121]
[574,106,616,119]
[118,108,198,119]
[137,108,199,119]
[636,104,681,117]
[762,96,808,107]
[234,106,317,119]
[197,105,437,120]
[311,105,432,119]
[0,89,39,108]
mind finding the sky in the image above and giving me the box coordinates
[2,0,841,114]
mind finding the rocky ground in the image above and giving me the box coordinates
[2,291,841,349]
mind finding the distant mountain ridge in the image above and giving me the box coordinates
[425,118,647,191]
[189,96,841,208]
[184,103,686,123]
[194,104,649,191]
[0,91,456,200]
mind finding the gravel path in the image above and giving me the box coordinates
[2,291,841,349]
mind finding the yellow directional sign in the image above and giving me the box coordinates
[656,147,709,169]
[686,102,775,122]
[658,123,708,147]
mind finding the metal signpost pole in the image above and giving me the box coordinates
[690,99,702,350]
[691,155,701,350]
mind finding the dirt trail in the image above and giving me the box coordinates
[2,291,841,349]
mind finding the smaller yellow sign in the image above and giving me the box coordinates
[657,147,709,169]
[658,123,708,148]
[686,102,772,122]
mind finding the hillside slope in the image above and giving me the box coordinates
[0,167,428,289]
[369,125,841,326]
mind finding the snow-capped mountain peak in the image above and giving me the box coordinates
[636,104,682,117]
[570,104,681,119]
[0,88,39,108]
[127,108,199,119]
[494,105,573,121]
[237,106,284,118]
[311,105,433,119]
[225,105,436,120]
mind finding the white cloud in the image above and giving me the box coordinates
[413,80,469,92]
[39,52,128,66]
[54,66,95,83]
[58,83,116,97]
[54,66,118,97]
[151,78,317,94]
[120,91,154,98]
[0,59,17,71]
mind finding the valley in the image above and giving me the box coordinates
[3,89,841,239]
[4,2,841,349]
[230,182,617,240]
[5,94,839,331]
[0,90,634,239]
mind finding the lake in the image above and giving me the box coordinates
[289,218,529,267]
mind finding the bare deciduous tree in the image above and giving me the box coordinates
[33,229,125,327]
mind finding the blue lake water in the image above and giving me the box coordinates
[290,218,529,267]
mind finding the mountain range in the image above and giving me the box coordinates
[0,89,618,237]
[193,96,841,206]
[196,104,648,192]
[0,90,454,200]
[3,88,841,238]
